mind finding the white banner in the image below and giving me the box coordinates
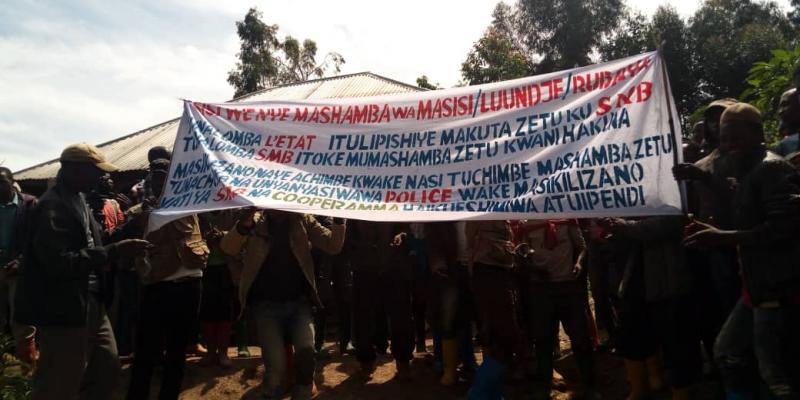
[150,51,683,231]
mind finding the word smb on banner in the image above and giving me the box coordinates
[150,51,683,231]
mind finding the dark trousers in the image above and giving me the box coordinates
[430,262,474,339]
[714,300,800,399]
[410,237,429,349]
[588,260,617,341]
[199,264,233,322]
[113,269,140,356]
[127,278,202,400]
[313,259,333,352]
[691,249,740,359]
[372,303,389,353]
[331,259,353,347]
[32,296,119,400]
[352,270,413,364]
[530,281,595,389]
[471,264,522,365]
[412,272,429,348]
[617,294,702,388]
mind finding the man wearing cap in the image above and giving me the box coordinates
[685,103,800,400]
[673,98,742,369]
[14,143,151,400]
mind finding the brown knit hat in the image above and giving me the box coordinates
[720,103,762,125]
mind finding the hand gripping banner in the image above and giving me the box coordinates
[149,51,683,231]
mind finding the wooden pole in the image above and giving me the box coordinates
[656,44,689,214]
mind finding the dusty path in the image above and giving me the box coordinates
[113,339,635,400]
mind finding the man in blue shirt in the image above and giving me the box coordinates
[0,167,37,368]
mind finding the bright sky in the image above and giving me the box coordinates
[0,0,792,172]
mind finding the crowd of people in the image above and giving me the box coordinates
[1,91,799,400]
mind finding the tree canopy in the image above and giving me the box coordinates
[416,75,439,90]
[227,8,345,98]
[517,0,624,72]
[461,1,626,84]
[690,0,794,99]
[463,0,798,131]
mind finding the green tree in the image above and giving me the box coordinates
[227,8,280,98]
[600,7,701,125]
[690,0,793,100]
[742,44,800,143]
[517,0,624,72]
[651,6,702,123]
[598,10,650,61]
[416,75,439,90]
[461,26,532,85]
[227,8,345,98]
[277,37,344,84]
[462,0,626,84]
[460,2,532,85]
[790,0,800,26]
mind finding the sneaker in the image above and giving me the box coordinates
[238,346,251,358]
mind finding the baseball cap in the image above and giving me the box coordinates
[720,103,762,125]
[60,143,118,172]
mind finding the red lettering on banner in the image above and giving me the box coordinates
[213,186,246,202]
[595,82,654,116]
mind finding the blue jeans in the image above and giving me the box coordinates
[253,299,315,399]
[714,300,798,399]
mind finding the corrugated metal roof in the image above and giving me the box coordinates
[15,72,422,181]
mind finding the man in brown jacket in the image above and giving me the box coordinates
[126,158,209,400]
[221,208,345,400]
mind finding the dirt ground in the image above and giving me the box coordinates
[113,338,635,400]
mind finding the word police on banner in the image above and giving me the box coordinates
[150,52,682,231]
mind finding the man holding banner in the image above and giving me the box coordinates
[220,208,345,399]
